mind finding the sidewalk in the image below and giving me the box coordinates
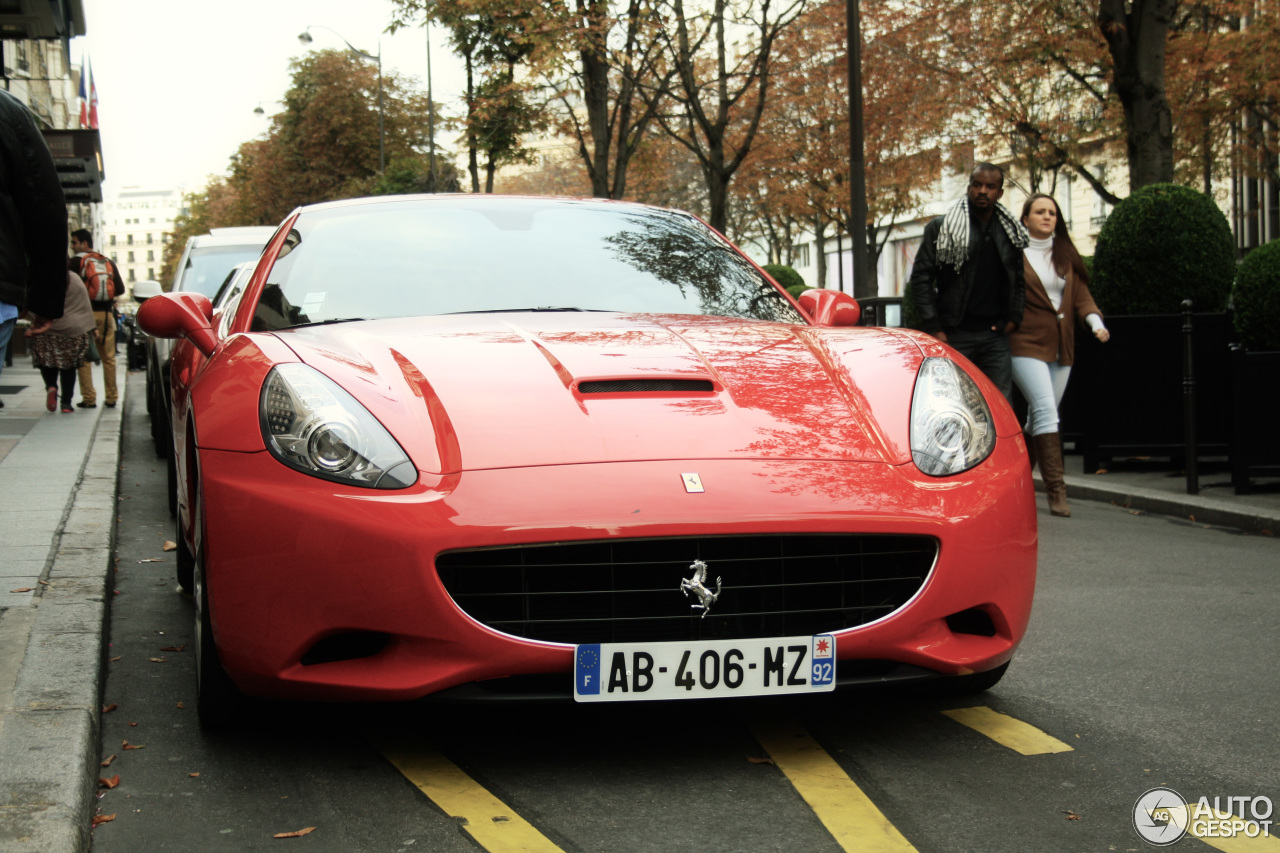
[0,357,1276,851]
[0,357,121,853]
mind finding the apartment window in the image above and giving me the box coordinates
[147,250,155,261]
[147,233,154,244]
[127,234,133,245]
[127,251,135,262]
[109,235,116,246]
[791,244,811,267]
[148,267,155,279]
[128,269,136,282]
[1091,165,1111,228]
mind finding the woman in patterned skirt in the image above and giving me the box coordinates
[27,270,95,413]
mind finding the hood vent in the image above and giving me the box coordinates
[578,379,713,394]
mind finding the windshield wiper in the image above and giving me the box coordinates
[446,306,610,315]
[290,317,366,328]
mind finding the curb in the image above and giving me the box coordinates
[0,398,122,853]
[1055,474,1280,535]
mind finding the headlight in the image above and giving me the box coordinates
[910,357,996,476]
[260,363,416,489]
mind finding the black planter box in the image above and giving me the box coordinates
[1064,312,1233,472]
[1231,346,1280,494]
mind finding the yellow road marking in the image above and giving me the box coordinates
[373,732,564,853]
[941,706,1074,755]
[750,715,918,853]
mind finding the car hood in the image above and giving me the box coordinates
[275,313,925,474]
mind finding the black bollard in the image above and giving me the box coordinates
[1182,299,1198,495]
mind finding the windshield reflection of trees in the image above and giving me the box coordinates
[606,214,803,323]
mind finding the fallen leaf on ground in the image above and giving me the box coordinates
[148,657,167,663]
[98,775,120,789]
[137,559,162,563]
[188,772,200,777]
[128,722,138,727]
[38,580,49,586]
[162,541,177,551]
[102,703,118,713]
[746,756,775,765]
[1063,810,1082,821]
[160,645,186,652]
[109,656,121,662]
[176,702,185,709]
[122,741,144,750]
[100,755,116,767]
[9,587,33,593]
[92,813,117,827]
[273,827,317,839]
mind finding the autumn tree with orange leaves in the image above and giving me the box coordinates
[735,0,957,289]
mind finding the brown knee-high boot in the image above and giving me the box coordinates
[1033,432,1070,517]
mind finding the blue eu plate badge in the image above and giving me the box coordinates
[576,644,601,695]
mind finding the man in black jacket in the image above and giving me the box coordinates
[908,163,1028,401]
[0,88,68,408]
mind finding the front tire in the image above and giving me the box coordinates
[194,538,245,730]
[944,661,1010,696]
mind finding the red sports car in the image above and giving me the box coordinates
[139,196,1037,728]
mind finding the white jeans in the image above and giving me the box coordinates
[1011,356,1072,436]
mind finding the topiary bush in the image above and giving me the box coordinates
[763,263,805,292]
[785,283,812,300]
[1091,183,1235,315]
[1231,239,1280,350]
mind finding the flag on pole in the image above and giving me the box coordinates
[87,59,99,129]
[78,56,88,127]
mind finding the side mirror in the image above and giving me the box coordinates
[799,289,861,327]
[131,280,164,303]
[137,292,217,357]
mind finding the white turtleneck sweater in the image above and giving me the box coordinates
[1023,235,1105,331]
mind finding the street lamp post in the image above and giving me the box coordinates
[299,25,384,174]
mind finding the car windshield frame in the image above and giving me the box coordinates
[250,198,804,332]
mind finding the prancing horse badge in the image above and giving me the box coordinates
[681,473,704,493]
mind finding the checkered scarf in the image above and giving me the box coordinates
[936,196,1029,272]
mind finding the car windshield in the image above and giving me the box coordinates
[179,245,266,298]
[252,199,803,331]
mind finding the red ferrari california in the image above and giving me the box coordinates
[139,195,1037,728]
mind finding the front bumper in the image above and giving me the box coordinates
[200,440,1037,702]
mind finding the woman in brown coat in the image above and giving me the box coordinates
[1010,193,1110,517]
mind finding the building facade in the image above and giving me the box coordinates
[100,187,186,296]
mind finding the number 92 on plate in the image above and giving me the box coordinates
[574,634,836,702]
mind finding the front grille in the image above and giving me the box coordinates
[435,535,936,644]
[578,379,713,394]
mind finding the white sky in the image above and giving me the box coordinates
[72,0,465,196]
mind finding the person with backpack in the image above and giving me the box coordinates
[69,228,124,407]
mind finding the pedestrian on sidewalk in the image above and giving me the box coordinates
[908,162,1029,401]
[0,88,70,408]
[1011,193,1110,517]
[68,228,123,408]
[27,270,95,413]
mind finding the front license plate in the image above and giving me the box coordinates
[573,634,836,702]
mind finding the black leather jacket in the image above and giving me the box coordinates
[909,211,1026,335]
[0,89,68,319]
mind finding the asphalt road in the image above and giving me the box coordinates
[90,382,1280,852]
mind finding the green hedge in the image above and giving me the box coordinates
[785,283,812,300]
[1232,239,1280,350]
[763,263,805,292]
[1092,183,1235,315]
